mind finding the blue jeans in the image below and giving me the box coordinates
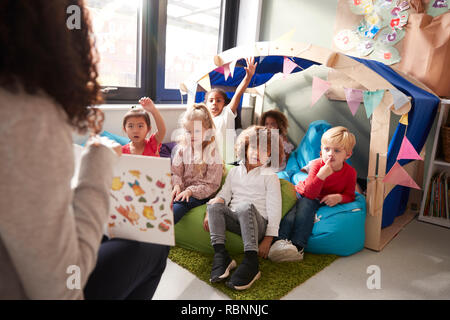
[84,236,169,300]
[173,196,209,224]
[277,195,321,248]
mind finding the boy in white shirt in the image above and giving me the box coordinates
[203,126,283,290]
[205,57,257,163]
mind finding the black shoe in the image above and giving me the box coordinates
[210,251,237,283]
[226,252,260,290]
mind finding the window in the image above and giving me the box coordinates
[86,0,146,101]
[86,0,239,104]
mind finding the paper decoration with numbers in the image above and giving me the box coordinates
[383,161,421,190]
[363,89,384,118]
[311,77,331,107]
[397,136,423,161]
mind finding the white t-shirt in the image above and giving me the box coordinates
[213,105,236,163]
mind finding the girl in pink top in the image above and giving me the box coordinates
[171,103,224,224]
[122,97,166,156]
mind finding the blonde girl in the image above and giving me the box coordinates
[171,103,224,224]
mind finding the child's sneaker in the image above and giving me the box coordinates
[226,251,260,291]
[268,239,303,262]
[210,251,237,283]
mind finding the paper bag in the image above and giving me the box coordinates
[396,12,450,96]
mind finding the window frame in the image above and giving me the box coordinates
[101,0,240,104]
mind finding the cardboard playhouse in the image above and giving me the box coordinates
[180,40,441,252]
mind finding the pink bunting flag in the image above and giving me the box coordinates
[383,162,421,190]
[214,66,224,75]
[311,76,331,107]
[283,57,298,78]
[397,136,423,161]
[344,88,363,116]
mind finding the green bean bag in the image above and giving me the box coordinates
[174,165,297,255]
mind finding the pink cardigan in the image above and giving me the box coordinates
[171,143,223,200]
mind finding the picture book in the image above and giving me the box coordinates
[72,144,175,246]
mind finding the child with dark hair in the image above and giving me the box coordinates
[260,109,295,170]
[204,126,282,290]
[122,97,166,157]
[204,58,257,163]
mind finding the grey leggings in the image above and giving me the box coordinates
[207,202,268,252]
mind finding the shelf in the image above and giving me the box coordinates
[418,99,449,229]
[418,215,450,228]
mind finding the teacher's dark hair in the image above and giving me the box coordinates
[0,0,103,133]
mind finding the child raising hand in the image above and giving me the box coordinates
[122,97,166,156]
[205,57,257,162]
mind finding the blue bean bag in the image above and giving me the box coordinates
[278,120,366,256]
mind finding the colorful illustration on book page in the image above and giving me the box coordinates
[107,155,174,246]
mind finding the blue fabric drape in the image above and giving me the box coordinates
[351,57,440,228]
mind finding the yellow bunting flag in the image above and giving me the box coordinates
[399,113,408,125]
[198,74,211,92]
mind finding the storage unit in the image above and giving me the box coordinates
[419,99,450,228]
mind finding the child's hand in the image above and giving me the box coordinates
[139,97,156,113]
[207,197,225,205]
[203,212,209,232]
[317,158,334,180]
[320,194,342,207]
[171,185,181,202]
[244,57,257,79]
[258,236,273,259]
[175,189,193,202]
[87,135,122,157]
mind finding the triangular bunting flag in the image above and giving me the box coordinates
[283,57,298,78]
[229,60,237,78]
[198,74,211,92]
[223,63,231,81]
[399,113,408,125]
[214,66,224,75]
[397,136,423,161]
[363,90,385,118]
[311,77,330,107]
[344,88,364,116]
[383,162,421,190]
[186,81,198,103]
[389,88,409,110]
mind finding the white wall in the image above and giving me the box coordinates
[73,105,254,145]
[259,0,338,49]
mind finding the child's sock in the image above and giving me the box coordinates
[213,244,226,253]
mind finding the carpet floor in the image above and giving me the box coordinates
[168,246,339,300]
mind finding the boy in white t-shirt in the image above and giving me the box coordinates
[205,57,257,163]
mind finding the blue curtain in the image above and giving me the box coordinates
[351,57,440,228]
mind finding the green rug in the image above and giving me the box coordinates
[168,246,339,300]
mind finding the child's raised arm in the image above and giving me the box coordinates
[139,97,166,144]
[227,57,257,114]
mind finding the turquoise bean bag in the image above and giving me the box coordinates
[278,120,366,256]
[305,193,366,256]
